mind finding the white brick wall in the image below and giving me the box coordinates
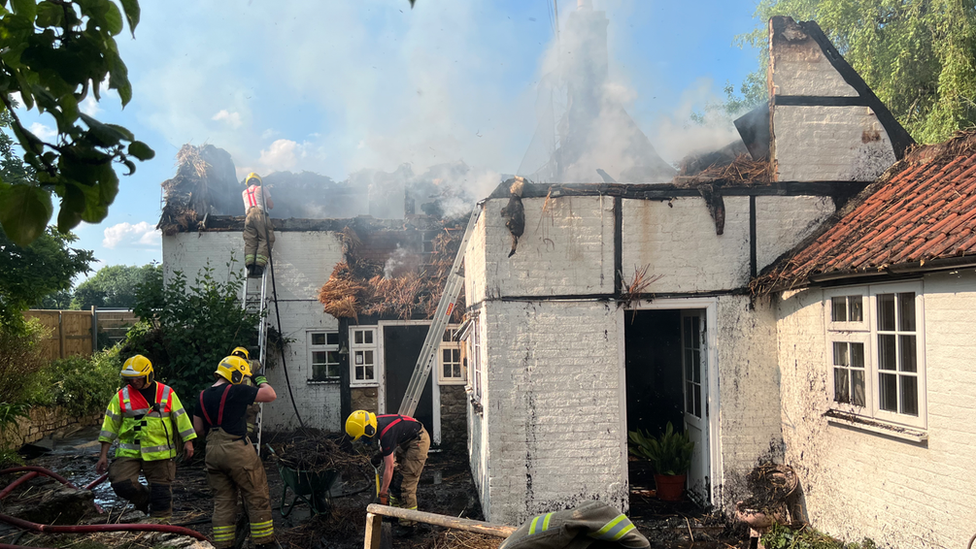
[777,271,976,548]
[479,300,627,524]
[771,38,858,97]
[162,230,345,431]
[773,106,897,182]
[483,196,615,298]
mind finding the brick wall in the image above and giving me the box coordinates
[0,407,101,449]
[163,231,344,432]
[777,271,976,548]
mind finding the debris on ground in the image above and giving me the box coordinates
[265,428,365,473]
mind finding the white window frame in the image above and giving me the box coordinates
[824,282,926,429]
[349,327,378,386]
[463,316,483,404]
[307,330,341,383]
[437,326,465,385]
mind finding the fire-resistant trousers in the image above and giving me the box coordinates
[393,427,430,511]
[107,457,176,517]
[243,207,275,268]
[205,429,274,549]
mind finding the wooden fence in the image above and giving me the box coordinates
[24,308,140,361]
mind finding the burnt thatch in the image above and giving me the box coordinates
[157,144,243,235]
[318,225,465,321]
[675,153,772,186]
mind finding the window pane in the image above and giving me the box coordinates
[684,351,693,379]
[443,349,451,362]
[364,350,373,364]
[878,294,896,331]
[685,382,694,413]
[327,333,339,345]
[327,351,339,364]
[329,364,341,378]
[355,351,364,365]
[900,335,917,373]
[898,293,916,331]
[878,335,896,370]
[833,342,849,366]
[452,364,461,378]
[443,330,451,342]
[311,333,326,346]
[694,386,701,417]
[443,363,451,378]
[879,372,897,411]
[901,375,918,416]
[312,351,328,365]
[365,365,374,379]
[831,297,847,322]
[355,367,364,380]
[848,296,863,322]
[692,351,701,383]
[365,331,373,344]
[355,331,363,344]
[850,342,864,368]
[851,370,865,407]
[834,368,849,403]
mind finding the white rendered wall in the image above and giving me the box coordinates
[162,231,344,431]
[770,33,858,97]
[776,271,976,548]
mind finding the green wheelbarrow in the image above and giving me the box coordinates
[267,445,340,517]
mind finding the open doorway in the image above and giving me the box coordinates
[625,308,710,507]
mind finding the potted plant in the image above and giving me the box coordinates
[628,421,694,502]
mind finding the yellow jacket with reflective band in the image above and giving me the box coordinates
[98,382,197,461]
[498,500,649,549]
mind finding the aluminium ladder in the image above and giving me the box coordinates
[240,266,270,455]
[397,208,481,417]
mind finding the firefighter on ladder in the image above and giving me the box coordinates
[241,172,274,278]
[193,355,277,549]
[345,410,430,527]
[95,355,197,518]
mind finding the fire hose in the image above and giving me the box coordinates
[0,466,208,542]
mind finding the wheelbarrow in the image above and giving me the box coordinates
[266,445,340,517]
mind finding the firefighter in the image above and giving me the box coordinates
[498,500,650,549]
[241,172,274,277]
[95,355,197,518]
[193,355,277,549]
[230,346,261,440]
[345,410,430,526]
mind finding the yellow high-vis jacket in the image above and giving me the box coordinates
[98,382,197,461]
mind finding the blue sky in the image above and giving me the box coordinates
[16,0,763,276]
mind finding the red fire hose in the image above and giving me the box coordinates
[0,466,205,542]
[0,513,208,542]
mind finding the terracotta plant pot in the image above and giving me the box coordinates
[653,473,686,502]
[734,501,787,529]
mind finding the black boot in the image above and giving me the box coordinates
[252,264,264,277]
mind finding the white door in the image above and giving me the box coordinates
[681,311,710,506]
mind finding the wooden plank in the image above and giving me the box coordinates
[364,512,382,549]
[364,504,515,538]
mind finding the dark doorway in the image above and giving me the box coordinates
[625,310,684,438]
[383,325,434,433]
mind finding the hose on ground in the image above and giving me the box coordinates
[0,466,104,513]
[0,512,208,542]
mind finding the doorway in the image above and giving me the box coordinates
[624,308,711,506]
[381,324,434,434]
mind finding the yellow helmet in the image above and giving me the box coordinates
[345,410,377,441]
[215,355,252,385]
[245,172,262,186]
[231,346,250,360]
[121,355,154,384]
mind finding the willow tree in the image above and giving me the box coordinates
[734,0,976,144]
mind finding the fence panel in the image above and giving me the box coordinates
[24,310,64,362]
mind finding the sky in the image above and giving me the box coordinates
[15,0,764,277]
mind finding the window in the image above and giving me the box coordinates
[469,318,483,401]
[308,331,340,382]
[438,326,465,385]
[349,327,377,385]
[825,283,925,428]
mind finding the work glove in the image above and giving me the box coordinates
[253,375,268,386]
[378,492,389,505]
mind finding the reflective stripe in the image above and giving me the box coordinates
[179,428,196,438]
[172,408,187,418]
[529,513,554,535]
[120,443,139,451]
[251,519,274,537]
[140,444,171,454]
[588,514,635,542]
[100,430,118,441]
[104,410,120,421]
[123,408,150,418]
[212,524,235,541]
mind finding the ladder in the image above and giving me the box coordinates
[240,266,270,455]
[398,208,481,417]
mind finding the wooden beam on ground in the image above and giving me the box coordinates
[364,504,515,542]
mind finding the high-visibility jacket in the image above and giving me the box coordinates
[98,382,197,461]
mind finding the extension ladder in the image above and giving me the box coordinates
[240,266,269,455]
[397,208,481,417]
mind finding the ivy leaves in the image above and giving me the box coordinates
[0,0,153,247]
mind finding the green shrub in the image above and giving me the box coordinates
[0,319,49,403]
[761,523,877,549]
[46,347,122,417]
[628,421,694,476]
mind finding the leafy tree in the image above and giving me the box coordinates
[122,260,260,399]
[71,262,161,310]
[0,0,154,248]
[736,0,976,143]
[0,225,93,328]
[35,288,71,309]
